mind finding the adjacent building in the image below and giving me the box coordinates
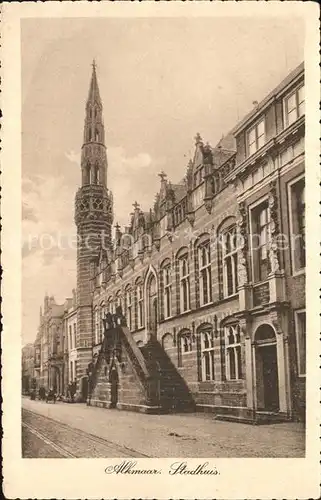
[30,62,305,422]
[21,343,35,394]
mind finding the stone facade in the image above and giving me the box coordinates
[21,343,35,394]
[33,295,65,393]
[30,62,305,422]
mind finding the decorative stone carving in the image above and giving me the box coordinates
[268,180,280,273]
[204,197,212,214]
[154,238,161,251]
[237,201,248,286]
[186,210,195,227]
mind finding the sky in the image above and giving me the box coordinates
[21,16,304,345]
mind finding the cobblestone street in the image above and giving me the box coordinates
[22,397,305,458]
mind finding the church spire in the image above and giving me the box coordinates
[83,60,105,146]
[81,61,107,186]
[87,59,101,107]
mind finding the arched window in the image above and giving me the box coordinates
[225,325,242,380]
[196,237,212,306]
[107,296,114,315]
[94,307,99,345]
[86,163,91,185]
[125,286,133,331]
[115,290,123,313]
[177,250,190,313]
[161,260,172,319]
[162,333,173,352]
[94,164,100,184]
[221,224,238,297]
[177,331,192,367]
[201,329,215,381]
[99,302,105,342]
[136,280,144,329]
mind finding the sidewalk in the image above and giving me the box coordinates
[22,397,305,458]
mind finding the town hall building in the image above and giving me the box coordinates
[31,61,305,423]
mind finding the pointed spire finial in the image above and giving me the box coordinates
[194,132,203,145]
[92,59,96,71]
[132,201,140,211]
[158,171,167,182]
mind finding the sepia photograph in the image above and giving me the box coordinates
[20,14,307,459]
[2,2,319,499]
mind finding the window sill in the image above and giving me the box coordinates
[291,268,305,278]
[199,301,214,309]
[219,293,239,304]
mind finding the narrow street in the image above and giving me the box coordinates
[22,397,305,458]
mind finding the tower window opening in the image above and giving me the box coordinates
[95,128,99,141]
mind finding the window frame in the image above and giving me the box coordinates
[283,84,305,128]
[162,264,172,319]
[125,287,133,331]
[247,117,266,157]
[178,254,190,313]
[177,331,192,367]
[136,283,144,329]
[249,195,271,283]
[94,307,99,345]
[225,325,242,381]
[287,173,305,275]
[200,330,215,381]
[294,308,306,377]
[198,241,212,306]
[222,225,239,297]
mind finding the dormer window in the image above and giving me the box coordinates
[284,85,304,128]
[247,118,265,156]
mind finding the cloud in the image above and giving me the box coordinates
[65,150,81,166]
[22,202,38,222]
[21,145,161,344]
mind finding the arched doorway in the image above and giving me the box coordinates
[255,324,279,411]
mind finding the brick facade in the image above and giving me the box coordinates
[32,62,305,423]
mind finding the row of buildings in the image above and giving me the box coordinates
[23,61,306,422]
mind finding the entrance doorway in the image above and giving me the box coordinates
[109,365,119,409]
[147,273,158,338]
[255,325,279,411]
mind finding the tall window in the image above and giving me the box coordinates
[251,200,271,282]
[198,241,212,306]
[136,282,144,329]
[125,287,133,331]
[73,323,77,350]
[179,255,190,312]
[69,325,73,350]
[294,309,306,377]
[178,332,192,367]
[247,118,265,156]
[225,325,242,380]
[162,263,172,319]
[222,226,238,297]
[99,303,105,342]
[201,330,215,381]
[284,85,304,127]
[288,176,305,272]
[107,296,114,315]
[115,291,122,313]
[94,307,99,345]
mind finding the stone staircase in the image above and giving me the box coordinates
[140,339,196,413]
[88,310,195,413]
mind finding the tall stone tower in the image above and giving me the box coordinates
[75,62,113,385]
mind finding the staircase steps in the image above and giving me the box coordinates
[140,340,195,413]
